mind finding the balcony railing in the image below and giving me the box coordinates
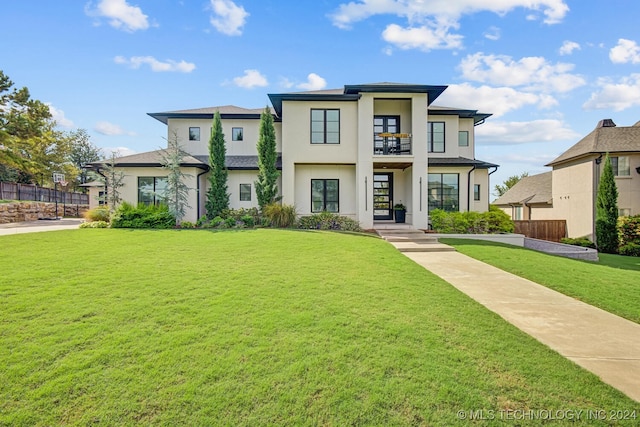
[373,133,412,155]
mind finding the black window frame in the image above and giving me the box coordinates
[474,184,480,201]
[428,173,459,212]
[138,177,168,206]
[239,183,251,201]
[458,131,469,147]
[232,127,244,141]
[428,122,445,153]
[311,179,339,213]
[189,127,200,141]
[310,109,340,144]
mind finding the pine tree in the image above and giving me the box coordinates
[255,106,279,209]
[205,111,229,218]
[595,154,619,253]
[160,131,191,224]
[102,151,125,215]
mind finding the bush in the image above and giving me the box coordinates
[263,203,297,228]
[430,206,513,234]
[224,217,237,228]
[560,237,596,249]
[240,214,255,228]
[619,243,640,257]
[618,215,640,247]
[297,212,362,232]
[110,202,176,229]
[180,221,196,229]
[79,220,109,228]
[84,206,110,222]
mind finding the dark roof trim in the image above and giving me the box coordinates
[267,93,360,119]
[148,112,263,124]
[428,157,499,169]
[429,108,492,125]
[344,84,447,103]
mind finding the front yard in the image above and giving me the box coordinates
[0,229,636,425]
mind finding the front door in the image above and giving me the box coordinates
[373,173,394,220]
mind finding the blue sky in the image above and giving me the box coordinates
[3,0,640,196]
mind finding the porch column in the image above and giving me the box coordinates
[356,94,374,229]
[411,94,428,229]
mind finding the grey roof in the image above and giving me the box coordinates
[87,149,209,170]
[193,155,283,170]
[547,120,640,166]
[428,157,498,169]
[428,105,492,125]
[148,105,273,124]
[493,172,552,205]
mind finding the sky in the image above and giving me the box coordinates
[2,0,640,197]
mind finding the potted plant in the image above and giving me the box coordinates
[393,202,406,223]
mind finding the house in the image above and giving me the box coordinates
[494,119,640,239]
[88,83,497,229]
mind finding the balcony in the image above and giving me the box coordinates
[373,133,412,155]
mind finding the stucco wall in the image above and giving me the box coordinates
[614,153,640,216]
[552,159,595,238]
[293,164,356,218]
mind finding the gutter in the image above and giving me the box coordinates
[467,165,476,211]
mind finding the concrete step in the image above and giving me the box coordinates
[391,242,456,252]
[383,236,439,243]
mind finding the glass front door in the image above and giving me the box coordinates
[373,173,393,220]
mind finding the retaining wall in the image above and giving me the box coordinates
[0,202,88,224]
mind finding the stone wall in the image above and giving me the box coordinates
[0,202,88,224]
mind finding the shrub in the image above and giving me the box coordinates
[240,214,255,228]
[619,243,640,257]
[84,206,110,222]
[196,215,210,227]
[297,212,362,232]
[430,206,513,234]
[180,221,196,229]
[111,202,176,229]
[560,237,596,249]
[618,215,640,247]
[224,217,237,228]
[263,203,297,228]
[221,208,260,227]
[79,220,109,228]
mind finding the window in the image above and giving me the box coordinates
[619,208,631,217]
[428,122,445,152]
[189,127,200,141]
[458,131,469,147]
[138,177,168,205]
[239,183,251,201]
[98,191,106,206]
[428,173,459,212]
[311,109,340,144]
[232,127,244,141]
[514,206,523,220]
[474,184,480,201]
[611,156,630,176]
[311,179,339,212]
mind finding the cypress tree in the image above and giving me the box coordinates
[205,111,229,218]
[595,154,619,253]
[255,106,279,209]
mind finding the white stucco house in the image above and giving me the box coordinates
[89,83,498,229]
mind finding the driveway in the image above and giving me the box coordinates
[0,218,83,236]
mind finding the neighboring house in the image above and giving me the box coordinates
[79,180,106,210]
[88,83,497,228]
[495,119,640,239]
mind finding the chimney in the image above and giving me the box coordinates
[597,119,616,128]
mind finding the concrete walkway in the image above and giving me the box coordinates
[0,218,82,236]
[377,227,640,402]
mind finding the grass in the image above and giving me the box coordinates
[441,238,640,324]
[1,229,637,425]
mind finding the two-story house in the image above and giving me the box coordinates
[89,83,497,229]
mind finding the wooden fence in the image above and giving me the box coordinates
[0,181,89,205]
[514,220,567,242]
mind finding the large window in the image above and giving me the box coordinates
[311,179,339,212]
[428,122,445,152]
[611,156,630,176]
[428,173,459,212]
[239,183,251,201]
[189,127,200,141]
[311,109,340,144]
[138,177,168,205]
[458,131,469,147]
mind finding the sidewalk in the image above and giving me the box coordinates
[0,218,83,236]
[378,228,640,402]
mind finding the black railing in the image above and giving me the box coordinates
[373,135,412,155]
[0,181,89,205]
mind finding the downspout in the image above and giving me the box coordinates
[94,166,108,202]
[593,154,603,243]
[196,167,209,219]
[488,166,498,205]
[467,165,476,211]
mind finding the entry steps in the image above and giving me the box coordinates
[375,228,455,253]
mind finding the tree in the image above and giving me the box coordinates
[160,131,191,224]
[595,154,619,253]
[255,106,279,209]
[101,152,125,214]
[68,129,102,189]
[205,111,229,218]
[494,172,529,197]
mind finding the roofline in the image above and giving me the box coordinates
[428,108,492,125]
[344,84,447,104]
[546,149,639,167]
[267,93,361,119]
[147,112,264,125]
[428,158,499,169]
[86,161,209,170]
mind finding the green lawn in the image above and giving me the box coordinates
[441,238,640,324]
[1,229,637,425]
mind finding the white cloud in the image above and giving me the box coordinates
[102,146,137,157]
[559,40,580,55]
[209,0,249,36]
[86,0,150,32]
[484,26,500,41]
[329,0,568,50]
[94,121,136,136]
[459,52,585,93]
[297,73,327,91]
[46,104,74,128]
[232,69,268,88]
[583,74,640,111]
[435,83,557,117]
[475,119,580,145]
[609,38,640,64]
[114,56,196,73]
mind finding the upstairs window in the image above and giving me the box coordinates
[311,109,340,144]
[458,131,469,147]
[189,127,200,141]
[611,156,630,176]
[428,122,445,152]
